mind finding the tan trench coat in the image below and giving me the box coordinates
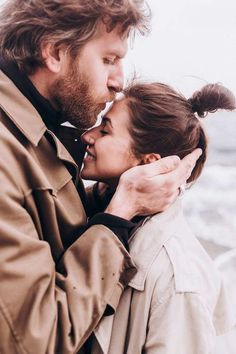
[0,70,136,354]
[88,200,234,354]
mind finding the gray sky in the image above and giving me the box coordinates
[125,0,236,97]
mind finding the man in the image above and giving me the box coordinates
[0,0,201,353]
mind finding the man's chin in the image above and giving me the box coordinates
[66,114,97,130]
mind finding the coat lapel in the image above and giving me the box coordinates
[93,201,183,353]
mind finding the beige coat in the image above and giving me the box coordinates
[0,70,136,354]
[89,200,234,354]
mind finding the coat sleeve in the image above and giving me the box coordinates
[0,160,136,354]
[143,291,217,354]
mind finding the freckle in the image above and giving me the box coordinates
[112,273,115,276]
[73,286,76,290]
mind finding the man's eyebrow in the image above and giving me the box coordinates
[102,116,113,128]
[108,51,122,59]
[106,45,126,59]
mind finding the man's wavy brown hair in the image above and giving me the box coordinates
[0,0,150,74]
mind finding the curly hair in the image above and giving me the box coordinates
[0,0,150,74]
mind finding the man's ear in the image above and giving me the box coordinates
[41,42,66,74]
[141,153,161,164]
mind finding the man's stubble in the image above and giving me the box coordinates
[49,61,101,129]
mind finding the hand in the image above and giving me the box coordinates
[105,149,202,220]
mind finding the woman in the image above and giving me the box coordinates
[81,82,235,353]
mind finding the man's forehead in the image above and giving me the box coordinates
[83,22,128,59]
[100,34,128,58]
[103,42,127,58]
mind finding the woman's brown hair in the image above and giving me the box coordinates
[0,0,150,75]
[123,82,235,183]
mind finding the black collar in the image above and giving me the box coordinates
[0,58,63,134]
[0,58,87,168]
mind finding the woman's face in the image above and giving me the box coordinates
[81,99,140,186]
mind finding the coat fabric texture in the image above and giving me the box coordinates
[87,199,234,354]
[0,70,137,354]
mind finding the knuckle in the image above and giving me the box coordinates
[162,160,172,173]
[162,156,179,172]
[162,178,174,191]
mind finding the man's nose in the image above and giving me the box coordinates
[107,62,124,94]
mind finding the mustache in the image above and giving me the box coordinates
[107,90,117,102]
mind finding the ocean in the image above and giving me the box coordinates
[184,112,236,249]
[183,110,236,252]
[183,110,236,353]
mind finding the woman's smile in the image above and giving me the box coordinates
[81,99,140,185]
[84,149,96,162]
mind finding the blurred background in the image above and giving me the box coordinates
[0,0,235,352]
[123,0,236,352]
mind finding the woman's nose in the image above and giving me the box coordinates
[81,131,95,146]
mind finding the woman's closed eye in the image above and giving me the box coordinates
[100,116,112,136]
[99,129,109,136]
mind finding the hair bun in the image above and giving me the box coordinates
[188,83,236,118]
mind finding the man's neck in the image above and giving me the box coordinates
[0,58,63,131]
[28,68,58,109]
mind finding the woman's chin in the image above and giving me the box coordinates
[81,169,93,181]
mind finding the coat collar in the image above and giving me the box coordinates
[0,69,86,175]
[128,199,183,291]
[0,69,46,146]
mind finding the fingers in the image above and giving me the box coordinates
[181,148,202,180]
[163,148,202,190]
[135,155,181,178]
[153,148,202,196]
[156,155,181,175]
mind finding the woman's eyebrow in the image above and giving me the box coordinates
[102,116,113,128]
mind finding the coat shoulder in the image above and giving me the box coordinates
[140,211,224,309]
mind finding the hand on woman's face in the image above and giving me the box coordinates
[81,99,140,187]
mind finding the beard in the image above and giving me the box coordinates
[49,62,102,129]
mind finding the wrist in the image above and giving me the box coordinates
[105,186,136,220]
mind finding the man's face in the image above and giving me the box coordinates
[50,23,128,129]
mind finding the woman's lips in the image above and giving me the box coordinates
[84,150,96,162]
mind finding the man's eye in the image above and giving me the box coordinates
[104,58,115,65]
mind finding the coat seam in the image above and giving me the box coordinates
[0,296,29,354]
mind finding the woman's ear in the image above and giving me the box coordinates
[41,42,66,74]
[141,153,161,164]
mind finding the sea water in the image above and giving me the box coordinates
[183,110,236,249]
[183,111,236,353]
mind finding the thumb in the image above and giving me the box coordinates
[135,155,180,178]
[154,155,181,175]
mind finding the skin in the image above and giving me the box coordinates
[30,22,127,129]
[81,99,141,187]
[81,99,160,187]
[29,22,202,220]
